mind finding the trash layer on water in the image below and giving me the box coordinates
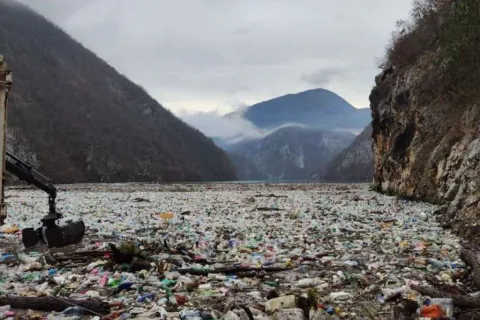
[0,183,470,319]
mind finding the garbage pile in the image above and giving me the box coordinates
[0,183,477,319]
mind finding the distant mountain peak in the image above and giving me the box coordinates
[234,88,370,132]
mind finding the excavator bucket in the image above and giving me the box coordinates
[43,220,86,248]
[22,216,86,248]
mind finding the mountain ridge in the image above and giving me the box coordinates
[227,125,355,181]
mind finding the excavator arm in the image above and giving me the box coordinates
[0,55,85,248]
[5,150,58,216]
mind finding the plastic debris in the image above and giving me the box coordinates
[0,183,473,319]
[265,295,297,313]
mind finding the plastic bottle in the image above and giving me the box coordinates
[137,293,155,303]
[108,278,122,288]
[62,307,84,316]
[207,273,226,281]
[264,281,279,287]
[330,291,353,301]
[381,286,406,302]
[297,278,321,288]
[428,258,447,269]
[99,274,108,287]
[117,282,134,290]
[179,310,202,320]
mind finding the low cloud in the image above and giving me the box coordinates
[179,109,264,141]
[301,67,346,86]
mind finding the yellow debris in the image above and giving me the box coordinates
[156,212,174,220]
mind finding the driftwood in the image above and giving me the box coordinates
[54,256,90,262]
[177,266,292,276]
[0,258,19,265]
[461,249,480,290]
[238,305,255,320]
[411,285,480,309]
[0,296,110,315]
[255,207,284,211]
[254,194,287,198]
[72,250,112,256]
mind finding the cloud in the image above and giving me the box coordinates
[17,0,413,113]
[179,109,264,141]
[301,67,346,86]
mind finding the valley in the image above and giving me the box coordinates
[208,89,373,182]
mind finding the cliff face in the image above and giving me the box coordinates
[371,68,480,231]
[322,124,373,183]
[370,0,480,236]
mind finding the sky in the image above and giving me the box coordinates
[18,0,413,116]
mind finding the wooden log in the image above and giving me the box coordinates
[0,296,110,315]
[238,304,255,320]
[54,256,89,262]
[255,207,285,211]
[177,266,292,276]
[71,250,112,256]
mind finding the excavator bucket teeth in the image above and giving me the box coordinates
[44,220,86,248]
[22,228,41,248]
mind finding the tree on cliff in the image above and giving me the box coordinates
[379,0,480,104]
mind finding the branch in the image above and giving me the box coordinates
[0,296,110,315]
[177,266,292,276]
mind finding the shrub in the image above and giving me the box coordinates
[379,0,453,69]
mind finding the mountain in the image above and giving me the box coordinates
[228,88,371,132]
[0,0,235,183]
[321,124,373,182]
[227,125,355,181]
[226,152,268,181]
[215,89,372,182]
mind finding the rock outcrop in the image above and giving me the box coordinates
[321,124,373,183]
[371,64,479,232]
[370,0,480,237]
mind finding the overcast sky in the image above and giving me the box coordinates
[20,0,413,115]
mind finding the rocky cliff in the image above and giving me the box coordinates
[0,0,236,183]
[322,124,373,182]
[370,0,480,238]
